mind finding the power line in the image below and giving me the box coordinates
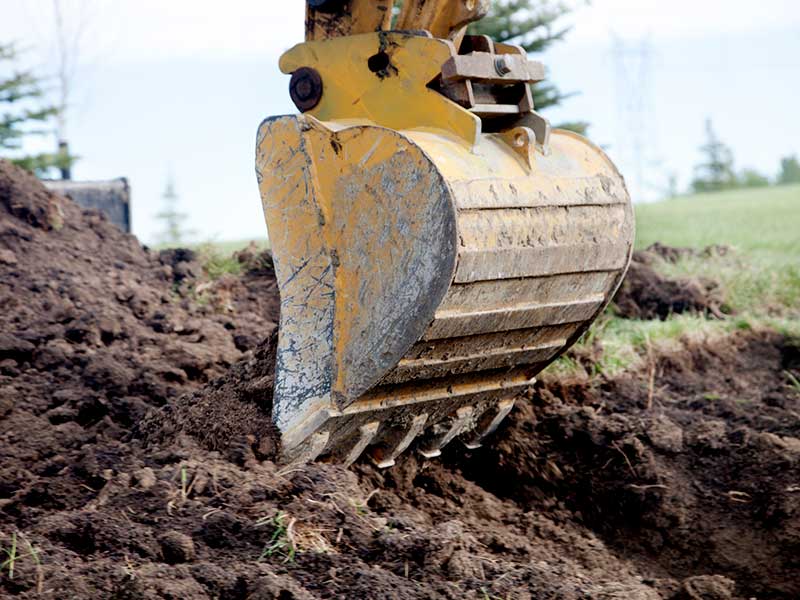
[612,34,666,201]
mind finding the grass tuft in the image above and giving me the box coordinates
[256,512,297,563]
[785,370,800,394]
[1,532,43,591]
[1,532,17,580]
[194,243,243,280]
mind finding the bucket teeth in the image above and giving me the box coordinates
[288,431,330,466]
[343,421,380,467]
[370,413,429,468]
[418,405,475,458]
[461,398,515,450]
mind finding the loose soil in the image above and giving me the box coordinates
[1,161,798,599]
[612,246,728,321]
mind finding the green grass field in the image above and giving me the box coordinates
[635,184,800,257]
[549,184,800,377]
[635,184,800,317]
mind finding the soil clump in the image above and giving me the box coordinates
[613,246,727,320]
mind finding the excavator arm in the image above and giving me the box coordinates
[305,0,488,41]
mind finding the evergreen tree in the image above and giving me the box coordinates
[778,155,800,186]
[690,119,737,193]
[468,0,588,133]
[155,176,192,246]
[0,42,74,176]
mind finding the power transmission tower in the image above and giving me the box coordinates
[612,35,660,201]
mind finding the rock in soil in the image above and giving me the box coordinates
[159,530,196,564]
[1,160,799,599]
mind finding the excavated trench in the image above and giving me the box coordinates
[1,160,798,599]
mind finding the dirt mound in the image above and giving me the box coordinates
[137,331,282,464]
[452,330,800,599]
[2,160,799,599]
[644,242,731,264]
[613,249,727,320]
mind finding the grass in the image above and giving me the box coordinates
[198,238,269,255]
[635,184,800,318]
[635,184,800,255]
[156,239,269,281]
[1,532,43,593]
[196,246,243,279]
[548,184,800,377]
[1,532,17,580]
[256,512,297,563]
[786,370,800,394]
[635,184,800,316]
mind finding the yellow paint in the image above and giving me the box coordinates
[258,115,459,405]
[280,32,481,147]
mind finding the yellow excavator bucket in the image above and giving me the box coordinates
[256,1,634,466]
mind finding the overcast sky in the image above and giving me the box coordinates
[2,0,799,244]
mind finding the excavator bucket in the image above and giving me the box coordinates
[255,0,634,466]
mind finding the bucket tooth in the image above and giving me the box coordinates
[418,405,475,458]
[462,398,515,449]
[288,431,330,465]
[343,421,380,467]
[370,413,429,468]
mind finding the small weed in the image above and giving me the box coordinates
[1,532,17,579]
[180,466,189,500]
[21,534,43,593]
[166,464,196,512]
[785,370,800,394]
[256,512,297,563]
[1,532,43,591]
[351,498,370,516]
[194,243,243,280]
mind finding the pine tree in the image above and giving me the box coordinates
[155,176,192,246]
[468,0,588,132]
[0,42,74,176]
[778,155,800,186]
[690,119,738,194]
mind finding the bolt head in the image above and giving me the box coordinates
[494,56,512,76]
[289,67,323,112]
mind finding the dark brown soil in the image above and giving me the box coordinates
[1,160,799,599]
[613,247,728,320]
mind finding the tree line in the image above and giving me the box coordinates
[691,118,800,194]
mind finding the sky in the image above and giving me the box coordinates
[2,0,799,244]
